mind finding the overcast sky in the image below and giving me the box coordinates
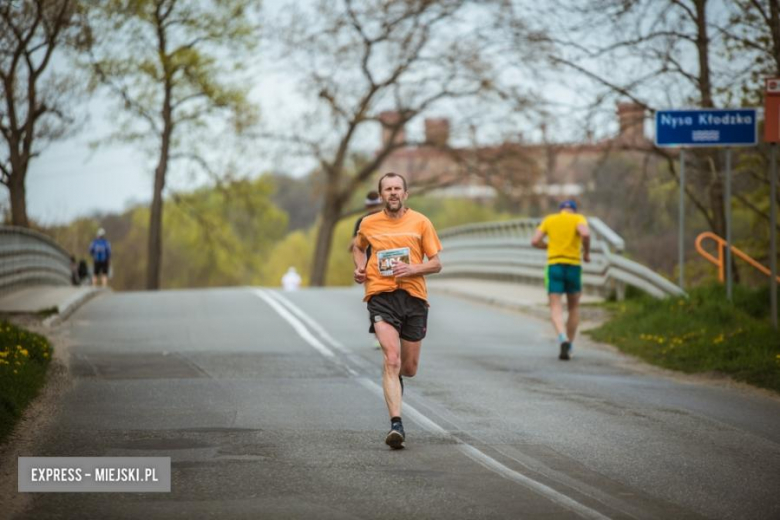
[5,0,745,226]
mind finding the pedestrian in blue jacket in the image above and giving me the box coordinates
[89,228,112,287]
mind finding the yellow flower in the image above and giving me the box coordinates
[713,334,725,345]
[20,349,28,357]
[13,369,17,374]
[0,351,8,358]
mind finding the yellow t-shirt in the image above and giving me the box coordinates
[356,209,442,303]
[538,212,588,265]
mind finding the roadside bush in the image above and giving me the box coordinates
[0,321,52,444]
[588,284,780,393]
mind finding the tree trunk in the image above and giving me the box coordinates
[709,170,726,237]
[146,160,166,290]
[146,101,173,290]
[310,192,344,287]
[8,171,29,227]
[694,0,713,108]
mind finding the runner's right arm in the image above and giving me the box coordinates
[531,229,547,249]
[352,243,368,284]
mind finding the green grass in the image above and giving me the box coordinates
[0,321,52,444]
[587,284,780,393]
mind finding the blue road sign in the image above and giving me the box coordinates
[655,108,758,147]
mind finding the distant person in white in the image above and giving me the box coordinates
[281,267,302,291]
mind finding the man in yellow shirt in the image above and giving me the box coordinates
[531,200,590,360]
[353,172,442,449]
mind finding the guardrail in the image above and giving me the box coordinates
[0,226,72,293]
[438,217,685,299]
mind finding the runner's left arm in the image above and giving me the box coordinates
[577,221,590,262]
[393,254,441,278]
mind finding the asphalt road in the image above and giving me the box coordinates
[16,287,780,519]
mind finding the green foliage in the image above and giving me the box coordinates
[0,321,52,445]
[87,0,260,141]
[162,178,288,288]
[263,217,357,288]
[589,284,780,393]
[45,176,287,290]
[326,219,361,286]
[265,230,314,288]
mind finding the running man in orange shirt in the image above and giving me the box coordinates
[353,172,443,449]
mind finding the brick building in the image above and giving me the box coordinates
[376,102,654,212]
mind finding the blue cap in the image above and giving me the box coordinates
[559,199,577,211]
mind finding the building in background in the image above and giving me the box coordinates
[375,102,656,213]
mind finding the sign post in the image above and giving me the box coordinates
[655,108,758,294]
[725,148,732,301]
[679,150,685,289]
[766,78,780,330]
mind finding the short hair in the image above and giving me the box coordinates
[378,172,407,192]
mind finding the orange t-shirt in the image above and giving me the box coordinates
[355,208,442,303]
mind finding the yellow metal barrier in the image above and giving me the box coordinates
[695,232,780,283]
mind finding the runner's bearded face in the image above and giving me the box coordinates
[381,177,408,214]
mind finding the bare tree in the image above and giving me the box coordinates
[0,0,87,227]
[86,0,260,289]
[545,0,737,237]
[271,0,542,286]
[719,0,780,103]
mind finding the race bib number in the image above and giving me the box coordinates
[377,247,410,276]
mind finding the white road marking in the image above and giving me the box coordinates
[263,290,349,353]
[254,288,612,520]
[253,290,335,359]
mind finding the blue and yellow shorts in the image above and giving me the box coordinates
[545,263,582,294]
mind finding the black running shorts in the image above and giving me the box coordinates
[367,290,429,341]
[93,260,109,276]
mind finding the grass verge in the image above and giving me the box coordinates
[587,284,780,393]
[0,320,52,444]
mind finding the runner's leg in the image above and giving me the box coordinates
[548,294,566,338]
[400,339,421,377]
[374,321,403,418]
[566,292,581,344]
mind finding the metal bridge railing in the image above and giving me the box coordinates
[0,226,72,293]
[438,217,685,299]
